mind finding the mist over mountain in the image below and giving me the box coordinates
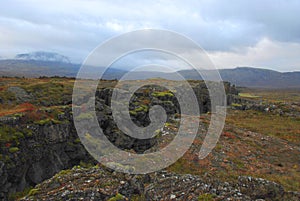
[15,51,71,63]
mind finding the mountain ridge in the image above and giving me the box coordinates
[0,58,299,88]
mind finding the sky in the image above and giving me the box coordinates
[0,0,300,72]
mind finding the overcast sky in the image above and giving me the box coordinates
[0,0,300,72]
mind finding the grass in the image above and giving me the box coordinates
[259,170,300,192]
[1,77,299,194]
[238,93,260,98]
[238,88,300,103]
[167,110,300,191]
[0,103,35,116]
[0,77,74,110]
[226,110,300,143]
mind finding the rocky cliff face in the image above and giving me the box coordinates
[0,80,237,200]
[0,109,95,200]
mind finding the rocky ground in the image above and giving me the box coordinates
[16,112,300,200]
[19,165,299,201]
[1,78,299,200]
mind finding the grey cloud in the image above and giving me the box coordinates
[0,0,299,71]
[197,0,300,43]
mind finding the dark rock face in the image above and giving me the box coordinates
[0,111,95,200]
[0,81,237,200]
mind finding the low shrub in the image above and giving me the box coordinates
[8,147,19,153]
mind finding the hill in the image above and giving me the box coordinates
[178,67,300,88]
[0,59,125,79]
[0,55,299,88]
[219,67,300,88]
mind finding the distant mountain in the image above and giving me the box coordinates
[0,59,79,77]
[218,67,300,88]
[15,51,71,63]
[0,55,299,88]
[0,51,127,78]
[0,59,126,79]
[177,67,300,88]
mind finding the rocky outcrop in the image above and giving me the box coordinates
[0,110,95,200]
[7,87,32,103]
[19,166,300,201]
[0,80,238,200]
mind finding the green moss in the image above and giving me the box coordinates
[34,118,52,125]
[231,103,242,107]
[215,143,222,151]
[74,138,81,144]
[13,113,23,117]
[8,187,33,201]
[79,161,94,168]
[34,118,61,125]
[108,193,124,201]
[14,131,24,139]
[134,104,149,113]
[135,106,145,112]
[24,129,33,137]
[75,112,94,121]
[0,125,17,143]
[3,155,10,162]
[9,147,19,153]
[163,100,173,105]
[152,91,174,97]
[198,193,215,201]
[99,181,117,188]
[0,90,16,103]
[51,119,62,124]
[164,122,172,127]
[107,162,135,173]
[131,195,146,201]
[232,158,245,169]
[20,80,74,106]
[129,110,137,116]
[28,188,39,196]
[55,169,72,179]
[154,129,161,138]
[0,127,25,145]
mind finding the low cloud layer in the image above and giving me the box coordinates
[0,0,299,71]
